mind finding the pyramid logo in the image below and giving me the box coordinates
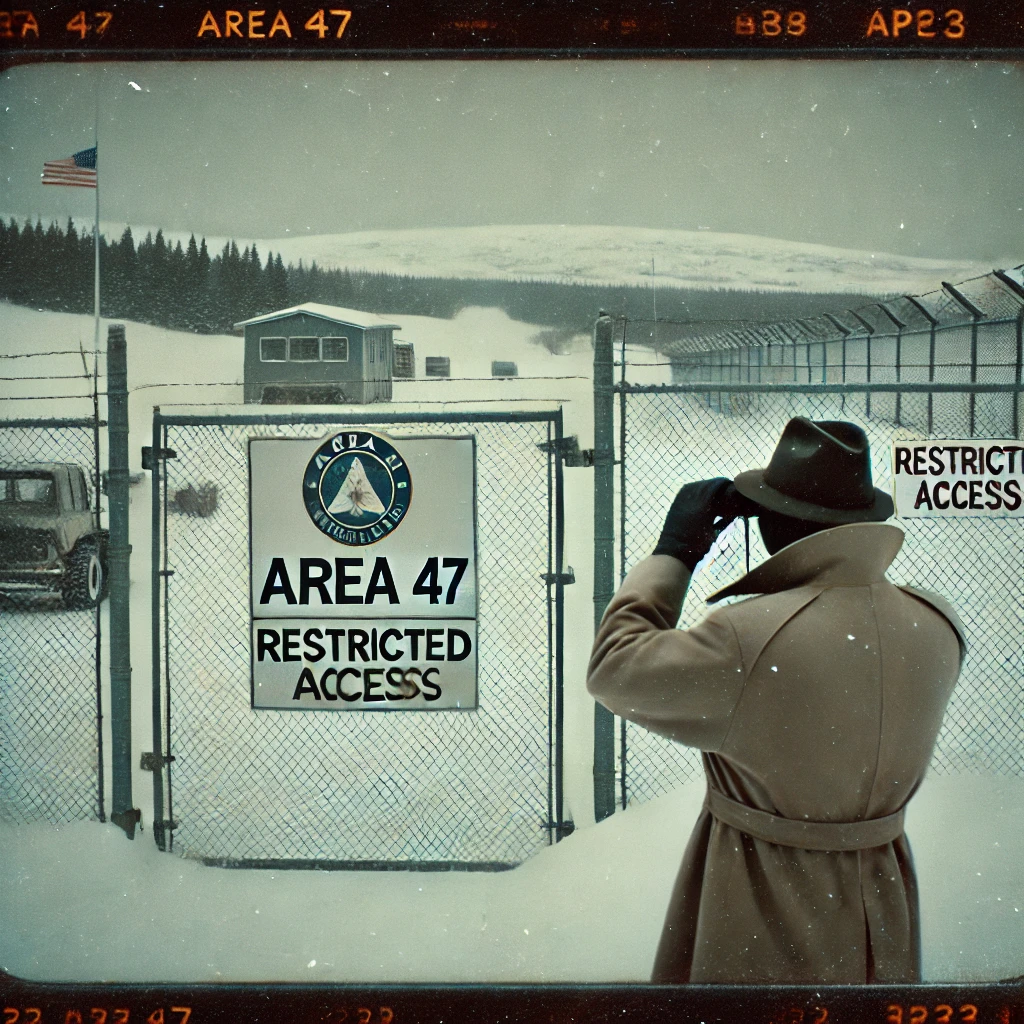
[326,457,387,518]
[303,430,412,546]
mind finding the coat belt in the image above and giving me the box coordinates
[705,787,905,852]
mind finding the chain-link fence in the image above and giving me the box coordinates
[0,418,105,823]
[152,409,566,867]
[616,383,1024,808]
[664,268,1024,436]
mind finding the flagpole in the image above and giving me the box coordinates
[90,74,107,828]
[94,76,101,371]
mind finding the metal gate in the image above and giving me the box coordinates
[0,417,106,824]
[149,409,568,868]
[609,380,1024,810]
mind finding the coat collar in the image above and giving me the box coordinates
[706,522,905,604]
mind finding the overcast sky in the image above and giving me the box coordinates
[1,60,1021,262]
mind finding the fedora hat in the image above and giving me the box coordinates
[733,418,894,524]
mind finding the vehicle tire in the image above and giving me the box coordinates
[63,542,105,610]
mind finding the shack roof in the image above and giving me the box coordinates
[234,303,401,332]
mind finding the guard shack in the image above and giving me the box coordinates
[238,303,400,405]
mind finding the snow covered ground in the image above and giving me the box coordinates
[1,300,1022,984]
[1,775,1022,983]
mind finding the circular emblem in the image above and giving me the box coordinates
[303,431,412,546]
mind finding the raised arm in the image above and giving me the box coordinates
[586,478,753,751]
[587,555,745,750]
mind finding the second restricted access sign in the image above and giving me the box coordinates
[892,440,1024,517]
[249,429,477,710]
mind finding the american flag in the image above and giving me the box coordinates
[41,146,97,188]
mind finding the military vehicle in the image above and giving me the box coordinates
[0,463,108,609]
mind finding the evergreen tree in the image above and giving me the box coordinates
[135,230,155,322]
[0,220,12,302]
[271,252,289,310]
[168,240,186,328]
[151,229,170,325]
[20,219,45,308]
[196,237,213,330]
[244,243,262,317]
[181,234,208,330]
[109,226,138,319]
[39,220,63,310]
[63,218,91,313]
[1,220,19,303]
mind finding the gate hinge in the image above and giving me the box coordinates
[141,446,178,471]
[544,819,576,841]
[540,566,575,587]
[152,819,179,845]
[140,751,176,772]
[535,436,594,467]
[110,807,142,840]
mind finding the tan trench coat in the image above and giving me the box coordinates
[587,523,965,984]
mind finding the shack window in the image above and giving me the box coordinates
[322,337,349,362]
[369,336,375,364]
[260,337,286,362]
[289,337,320,361]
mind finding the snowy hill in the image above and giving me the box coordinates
[262,225,994,295]
[3,215,994,295]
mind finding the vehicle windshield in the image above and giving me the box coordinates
[0,474,57,509]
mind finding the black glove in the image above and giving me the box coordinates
[653,478,753,571]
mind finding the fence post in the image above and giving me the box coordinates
[150,409,168,850]
[1016,310,1023,438]
[904,296,938,432]
[878,304,907,426]
[895,323,903,425]
[993,271,1024,437]
[928,323,937,432]
[850,311,875,419]
[825,315,850,413]
[106,325,140,839]
[943,282,985,437]
[593,314,617,822]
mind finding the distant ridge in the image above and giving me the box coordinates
[261,224,993,296]
[0,215,992,296]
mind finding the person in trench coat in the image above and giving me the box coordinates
[587,418,966,984]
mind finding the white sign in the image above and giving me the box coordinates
[249,430,477,709]
[892,441,1024,517]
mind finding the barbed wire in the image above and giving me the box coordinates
[0,394,106,402]
[148,396,580,408]
[127,375,588,393]
[618,315,802,328]
[0,349,106,360]
[4,362,1013,379]
[615,269,1024,331]
[632,360,1022,369]
[1,374,99,382]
